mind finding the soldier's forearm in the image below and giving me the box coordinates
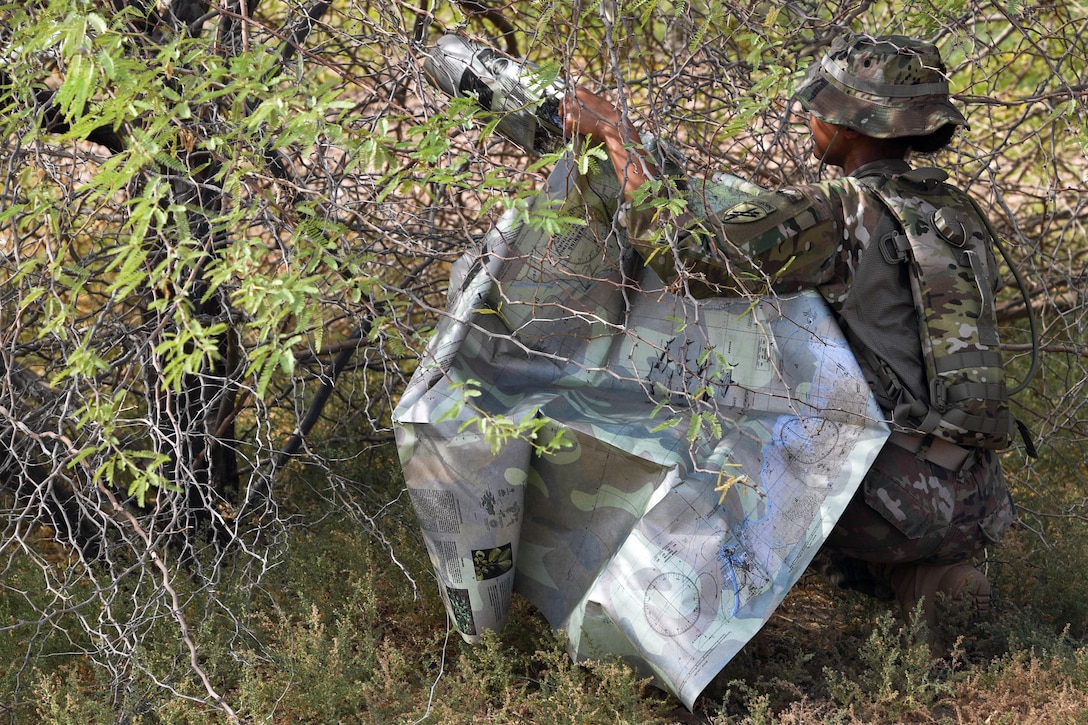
[563,87,657,202]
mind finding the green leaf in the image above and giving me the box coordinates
[56,50,96,122]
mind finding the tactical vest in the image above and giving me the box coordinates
[856,168,1015,450]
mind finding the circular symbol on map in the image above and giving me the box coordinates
[644,572,701,637]
[778,416,840,464]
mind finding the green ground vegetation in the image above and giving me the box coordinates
[4,445,1088,723]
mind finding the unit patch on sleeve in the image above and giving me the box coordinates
[718,198,778,224]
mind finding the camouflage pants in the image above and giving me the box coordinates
[822,440,1016,566]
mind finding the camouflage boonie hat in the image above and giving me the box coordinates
[795,34,968,138]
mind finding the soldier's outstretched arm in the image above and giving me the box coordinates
[562,88,657,204]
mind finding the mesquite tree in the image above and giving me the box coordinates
[0,0,455,713]
[0,0,1085,717]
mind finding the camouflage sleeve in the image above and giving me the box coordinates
[627,180,867,297]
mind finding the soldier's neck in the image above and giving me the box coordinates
[840,139,909,175]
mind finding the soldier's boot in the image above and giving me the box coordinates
[888,562,991,644]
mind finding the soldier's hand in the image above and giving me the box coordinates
[561,87,622,141]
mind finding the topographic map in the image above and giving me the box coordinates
[393,151,889,708]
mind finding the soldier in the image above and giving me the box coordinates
[563,33,1017,637]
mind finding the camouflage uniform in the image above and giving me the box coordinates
[633,35,1016,584]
